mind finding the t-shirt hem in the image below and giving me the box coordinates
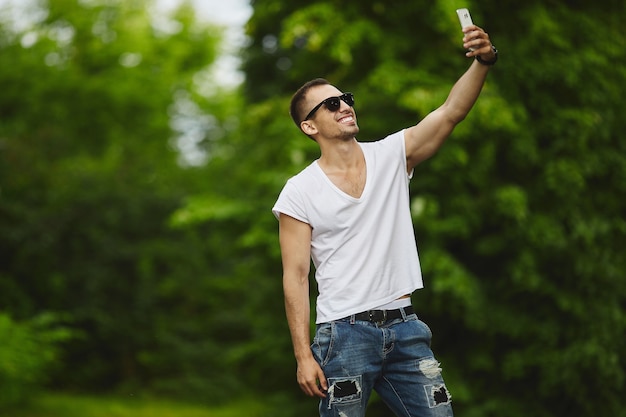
[272,205,308,224]
[315,285,424,324]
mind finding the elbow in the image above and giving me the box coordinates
[447,108,467,125]
[283,266,310,289]
[441,101,470,126]
[451,113,466,125]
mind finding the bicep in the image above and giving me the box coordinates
[278,213,312,280]
[405,106,457,170]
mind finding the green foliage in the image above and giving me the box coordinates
[0,313,73,409]
[6,392,270,417]
[0,0,241,404]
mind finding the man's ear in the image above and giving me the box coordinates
[300,120,317,136]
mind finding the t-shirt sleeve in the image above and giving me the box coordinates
[373,129,412,179]
[272,179,309,224]
[398,129,414,179]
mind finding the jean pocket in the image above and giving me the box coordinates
[406,314,434,340]
[416,318,433,340]
[311,322,335,366]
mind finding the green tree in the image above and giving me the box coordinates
[0,0,244,401]
[0,313,72,409]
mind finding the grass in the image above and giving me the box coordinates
[4,392,271,417]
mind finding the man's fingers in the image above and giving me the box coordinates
[297,359,327,398]
[318,372,328,392]
[312,382,327,398]
[316,369,328,397]
[299,379,326,398]
[462,27,493,58]
[298,368,327,398]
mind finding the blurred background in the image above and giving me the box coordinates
[0,0,624,416]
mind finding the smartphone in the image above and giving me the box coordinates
[456,8,475,50]
[456,8,473,30]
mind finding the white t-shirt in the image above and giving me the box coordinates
[272,130,423,323]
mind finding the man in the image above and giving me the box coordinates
[272,23,497,417]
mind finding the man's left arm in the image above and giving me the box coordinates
[405,24,497,171]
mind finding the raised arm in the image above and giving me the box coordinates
[405,24,497,171]
[278,213,327,398]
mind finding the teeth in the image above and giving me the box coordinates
[339,116,354,124]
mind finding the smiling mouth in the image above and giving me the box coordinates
[338,115,355,124]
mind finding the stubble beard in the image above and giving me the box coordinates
[337,123,359,141]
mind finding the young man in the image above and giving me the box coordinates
[272,24,497,417]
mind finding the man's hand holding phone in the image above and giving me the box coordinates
[456,8,498,65]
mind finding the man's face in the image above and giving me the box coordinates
[301,84,359,140]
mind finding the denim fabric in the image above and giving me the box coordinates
[311,311,453,417]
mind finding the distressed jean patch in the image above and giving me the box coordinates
[327,375,362,409]
[419,358,442,378]
[424,383,452,408]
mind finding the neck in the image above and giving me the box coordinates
[318,137,361,170]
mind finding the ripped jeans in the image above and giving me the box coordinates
[311,309,453,417]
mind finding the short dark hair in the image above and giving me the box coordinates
[289,78,331,128]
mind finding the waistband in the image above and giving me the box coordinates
[344,305,414,325]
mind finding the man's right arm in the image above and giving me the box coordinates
[278,213,328,398]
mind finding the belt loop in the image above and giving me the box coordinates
[350,314,356,325]
[400,306,409,321]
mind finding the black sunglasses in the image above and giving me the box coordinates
[303,92,354,122]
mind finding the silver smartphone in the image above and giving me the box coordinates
[456,8,475,50]
[456,8,473,30]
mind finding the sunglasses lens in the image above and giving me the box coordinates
[305,93,355,121]
[325,97,341,112]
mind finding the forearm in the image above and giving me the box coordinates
[443,24,497,122]
[442,59,490,124]
[284,272,328,397]
[283,272,313,361]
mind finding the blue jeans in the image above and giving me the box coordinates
[311,309,453,417]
